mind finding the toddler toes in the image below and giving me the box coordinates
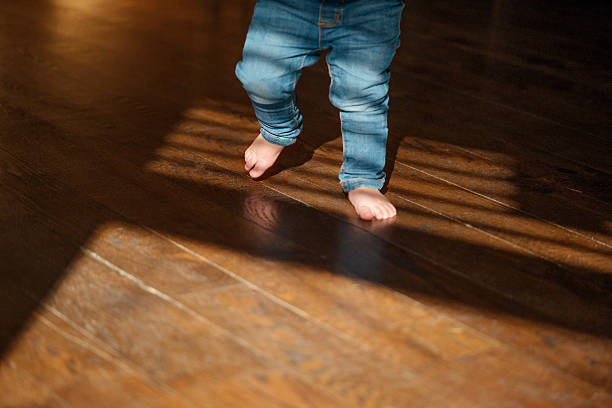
[249,161,268,178]
[244,133,285,179]
[373,205,385,220]
[358,205,374,221]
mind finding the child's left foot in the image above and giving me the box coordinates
[347,187,397,221]
[244,133,285,178]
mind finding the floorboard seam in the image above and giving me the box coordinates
[396,161,612,249]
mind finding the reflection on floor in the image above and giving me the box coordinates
[1,0,611,406]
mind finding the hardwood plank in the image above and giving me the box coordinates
[174,122,612,384]
[3,86,608,408]
[0,39,506,360]
[277,111,612,276]
[254,162,612,387]
[1,0,611,405]
[298,70,612,238]
[2,4,608,292]
[3,0,609,255]
[0,102,483,407]
[0,97,507,363]
[2,0,609,234]
[411,349,612,408]
[394,2,612,139]
[163,107,612,329]
[403,0,612,84]
[0,296,189,407]
[2,0,610,175]
[4,111,609,407]
[1,124,351,406]
[1,184,351,407]
[2,49,608,394]
[391,38,612,142]
[0,338,71,408]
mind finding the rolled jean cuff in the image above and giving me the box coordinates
[260,128,299,146]
[340,177,385,193]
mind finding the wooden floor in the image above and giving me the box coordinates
[1,0,611,406]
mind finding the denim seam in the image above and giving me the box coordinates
[329,53,342,164]
[290,54,308,129]
[326,59,334,103]
[339,111,347,186]
[329,60,348,186]
[317,1,324,49]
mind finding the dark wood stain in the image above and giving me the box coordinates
[1,0,611,406]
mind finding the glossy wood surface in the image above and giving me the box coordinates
[1,0,611,406]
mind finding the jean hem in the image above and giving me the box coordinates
[340,178,385,193]
[260,128,299,146]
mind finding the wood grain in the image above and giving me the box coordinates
[1,0,611,406]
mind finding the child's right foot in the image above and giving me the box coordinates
[244,133,285,178]
[348,186,397,221]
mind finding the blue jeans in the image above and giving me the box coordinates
[235,0,404,192]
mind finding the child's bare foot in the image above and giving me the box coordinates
[244,133,285,178]
[348,187,397,221]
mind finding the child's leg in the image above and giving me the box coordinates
[326,0,404,219]
[235,0,322,178]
